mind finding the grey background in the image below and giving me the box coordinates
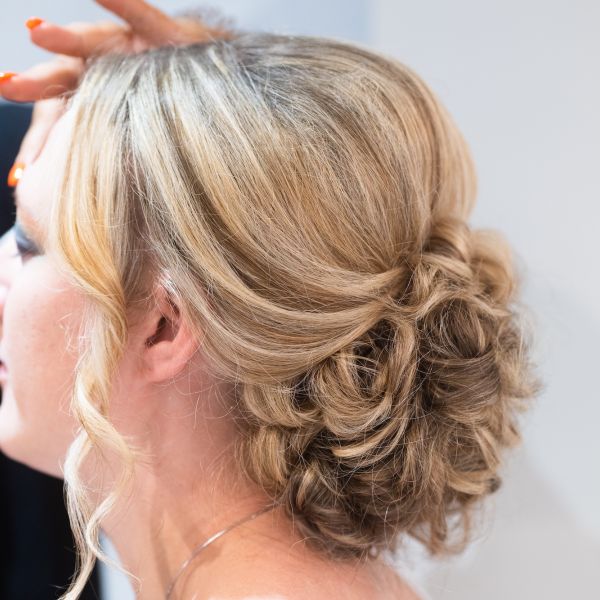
[1,1,598,598]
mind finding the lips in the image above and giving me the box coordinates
[0,342,6,380]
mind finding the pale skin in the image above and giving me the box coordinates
[0,2,422,598]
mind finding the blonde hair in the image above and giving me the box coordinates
[47,33,543,598]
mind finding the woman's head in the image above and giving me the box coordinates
[0,33,541,597]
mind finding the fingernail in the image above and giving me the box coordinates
[0,72,17,84]
[25,17,44,30]
[7,163,26,188]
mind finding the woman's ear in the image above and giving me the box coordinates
[138,282,199,384]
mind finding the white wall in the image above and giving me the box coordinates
[2,2,598,599]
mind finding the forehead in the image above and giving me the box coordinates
[14,109,75,229]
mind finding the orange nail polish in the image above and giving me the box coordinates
[0,72,17,83]
[7,163,26,188]
[25,17,44,30]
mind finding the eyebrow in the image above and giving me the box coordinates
[11,187,42,239]
[11,187,35,220]
[11,186,22,209]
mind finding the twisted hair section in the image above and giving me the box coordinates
[237,216,541,560]
[47,33,543,597]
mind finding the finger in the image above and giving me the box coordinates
[173,16,230,44]
[29,19,131,58]
[95,0,178,44]
[14,98,67,166]
[0,57,82,104]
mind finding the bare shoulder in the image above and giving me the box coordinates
[368,559,425,600]
[202,553,423,600]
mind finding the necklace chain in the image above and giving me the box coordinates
[164,501,280,599]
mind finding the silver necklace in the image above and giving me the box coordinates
[164,501,280,599]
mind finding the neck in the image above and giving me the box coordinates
[96,431,281,598]
[87,372,308,598]
[104,478,281,598]
[164,501,279,599]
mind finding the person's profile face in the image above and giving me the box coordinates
[0,109,85,478]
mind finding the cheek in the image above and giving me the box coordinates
[0,259,85,477]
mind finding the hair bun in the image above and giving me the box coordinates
[239,215,543,561]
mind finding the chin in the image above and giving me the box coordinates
[0,393,65,480]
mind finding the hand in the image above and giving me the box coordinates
[2,0,233,178]
[1,0,231,103]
